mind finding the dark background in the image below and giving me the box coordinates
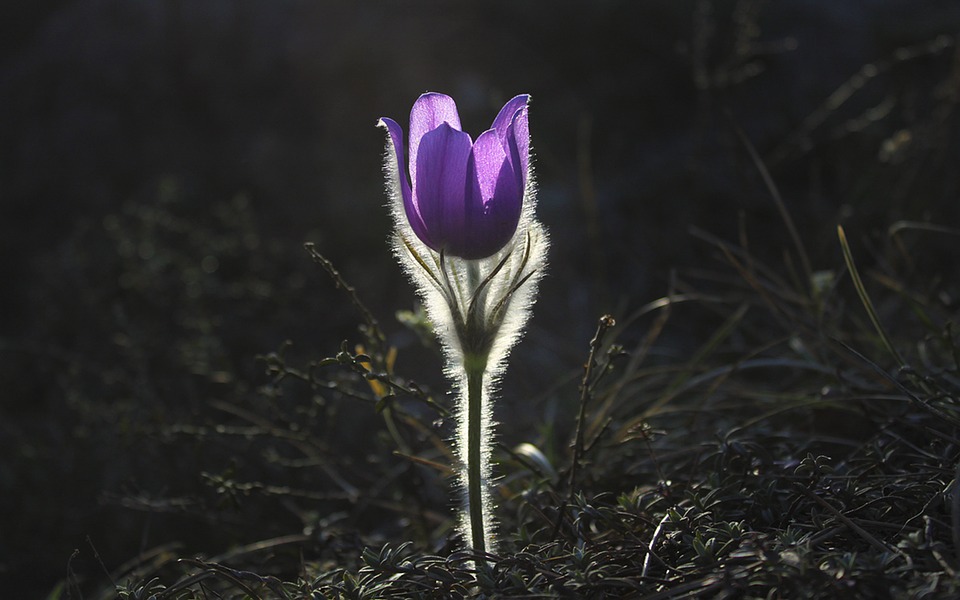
[2,0,959,596]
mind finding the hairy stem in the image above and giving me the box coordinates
[464,353,488,560]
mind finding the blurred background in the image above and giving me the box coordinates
[2,0,959,596]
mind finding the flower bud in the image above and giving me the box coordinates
[379,93,529,259]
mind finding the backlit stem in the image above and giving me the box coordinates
[464,352,488,560]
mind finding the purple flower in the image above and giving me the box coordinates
[380,93,530,260]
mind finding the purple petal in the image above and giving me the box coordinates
[470,129,509,203]
[507,105,530,186]
[377,117,422,217]
[490,96,531,207]
[409,93,462,192]
[459,130,523,259]
[490,94,529,141]
[414,122,472,252]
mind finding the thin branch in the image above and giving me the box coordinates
[570,314,617,497]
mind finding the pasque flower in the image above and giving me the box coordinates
[379,93,548,560]
[379,92,529,260]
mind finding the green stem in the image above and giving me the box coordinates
[464,354,487,560]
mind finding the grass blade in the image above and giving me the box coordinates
[836,225,905,368]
